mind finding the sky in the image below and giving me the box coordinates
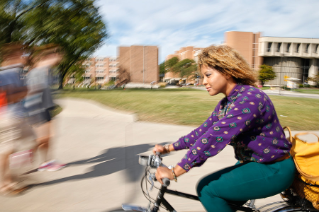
[94,0,319,63]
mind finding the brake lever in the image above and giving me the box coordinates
[149,173,155,191]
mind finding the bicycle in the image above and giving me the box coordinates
[122,153,318,212]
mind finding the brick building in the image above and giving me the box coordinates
[77,57,119,85]
[118,45,159,84]
[225,31,263,71]
[166,46,203,62]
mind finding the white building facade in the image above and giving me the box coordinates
[258,37,319,85]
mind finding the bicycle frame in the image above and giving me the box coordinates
[150,183,255,212]
[122,154,318,212]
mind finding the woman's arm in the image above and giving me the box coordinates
[177,97,264,172]
[171,101,222,151]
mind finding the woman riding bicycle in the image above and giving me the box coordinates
[153,45,296,212]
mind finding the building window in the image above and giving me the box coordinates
[277,43,281,52]
[316,44,319,53]
[296,44,300,53]
[96,77,104,80]
[286,43,291,52]
[85,70,90,73]
[305,44,310,53]
[267,43,272,52]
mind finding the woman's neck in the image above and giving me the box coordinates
[224,78,237,97]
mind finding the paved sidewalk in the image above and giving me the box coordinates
[263,89,319,99]
[1,98,318,212]
[192,86,319,99]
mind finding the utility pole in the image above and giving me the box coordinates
[279,54,284,95]
[143,46,145,84]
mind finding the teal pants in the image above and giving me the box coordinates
[196,158,295,212]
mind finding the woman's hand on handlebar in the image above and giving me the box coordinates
[155,166,173,184]
[153,144,169,155]
[153,144,175,155]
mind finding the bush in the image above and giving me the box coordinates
[158,82,167,88]
[103,80,115,87]
[299,84,304,88]
[258,65,276,86]
[304,84,311,88]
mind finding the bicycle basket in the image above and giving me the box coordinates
[292,175,319,210]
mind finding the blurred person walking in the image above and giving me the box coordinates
[24,44,65,172]
[0,43,36,195]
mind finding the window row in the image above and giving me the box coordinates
[267,43,319,54]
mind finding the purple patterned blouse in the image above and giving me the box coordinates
[172,84,291,172]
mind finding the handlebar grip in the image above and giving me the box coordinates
[162,178,170,187]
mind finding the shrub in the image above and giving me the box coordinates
[103,80,115,87]
[304,84,311,88]
[158,82,167,88]
[258,65,276,86]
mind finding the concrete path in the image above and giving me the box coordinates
[1,98,318,212]
[263,89,319,99]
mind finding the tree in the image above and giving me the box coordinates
[172,59,197,79]
[0,0,50,45]
[116,66,130,87]
[0,0,107,89]
[165,57,179,72]
[258,64,276,86]
[159,62,166,75]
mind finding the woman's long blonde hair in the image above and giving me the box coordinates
[198,45,257,86]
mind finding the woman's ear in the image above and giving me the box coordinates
[225,73,231,80]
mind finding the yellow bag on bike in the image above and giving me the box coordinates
[284,127,319,210]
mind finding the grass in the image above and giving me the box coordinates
[260,87,271,90]
[56,88,319,130]
[294,88,319,95]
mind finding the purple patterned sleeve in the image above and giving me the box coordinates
[177,97,265,172]
[172,101,221,151]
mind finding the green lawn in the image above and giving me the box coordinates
[294,88,319,95]
[57,88,319,130]
[260,86,271,90]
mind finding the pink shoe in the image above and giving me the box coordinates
[38,160,66,172]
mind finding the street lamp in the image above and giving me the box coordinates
[279,53,285,95]
[143,46,145,84]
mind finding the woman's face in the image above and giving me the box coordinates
[201,65,228,96]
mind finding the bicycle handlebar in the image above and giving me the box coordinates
[154,153,170,187]
[139,153,170,187]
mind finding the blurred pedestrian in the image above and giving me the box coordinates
[0,43,35,195]
[25,44,65,172]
